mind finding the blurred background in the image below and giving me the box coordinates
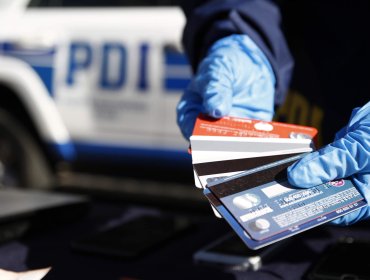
[0,0,207,210]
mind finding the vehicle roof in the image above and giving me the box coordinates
[0,0,29,10]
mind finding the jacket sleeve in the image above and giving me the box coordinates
[179,0,293,106]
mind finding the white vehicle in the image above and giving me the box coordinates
[0,0,192,188]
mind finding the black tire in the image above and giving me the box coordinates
[0,108,55,189]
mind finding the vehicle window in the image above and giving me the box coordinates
[28,0,180,7]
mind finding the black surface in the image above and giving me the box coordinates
[1,196,370,280]
[71,214,195,259]
[304,237,370,280]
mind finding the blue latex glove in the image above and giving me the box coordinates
[176,34,276,140]
[287,101,370,226]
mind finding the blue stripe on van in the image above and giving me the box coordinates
[164,48,191,91]
[73,142,191,166]
[0,42,55,96]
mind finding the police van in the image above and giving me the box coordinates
[0,0,192,189]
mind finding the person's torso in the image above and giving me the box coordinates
[274,0,369,147]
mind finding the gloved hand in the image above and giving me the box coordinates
[287,101,370,226]
[176,34,276,140]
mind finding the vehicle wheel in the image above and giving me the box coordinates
[0,108,55,189]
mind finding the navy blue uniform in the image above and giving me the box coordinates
[180,0,370,147]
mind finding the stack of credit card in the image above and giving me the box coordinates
[190,114,318,189]
[189,115,367,249]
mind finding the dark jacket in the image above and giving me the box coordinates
[180,0,370,146]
